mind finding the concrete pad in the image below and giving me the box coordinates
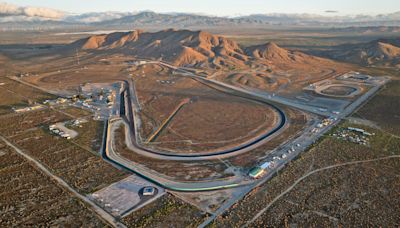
[90,174,164,217]
[55,122,78,138]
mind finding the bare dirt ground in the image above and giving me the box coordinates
[212,121,400,227]
[215,62,350,97]
[69,119,105,152]
[7,127,128,194]
[55,106,92,118]
[249,156,400,227]
[0,108,70,137]
[0,77,55,114]
[355,79,400,135]
[220,71,286,91]
[115,125,235,181]
[321,85,357,96]
[172,185,250,214]
[115,104,309,182]
[1,29,392,227]
[226,106,310,168]
[133,63,280,153]
[0,46,132,94]
[0,99,128,194]
[122,193,207,228]
[154,98,279,153]
[0,142,107,227]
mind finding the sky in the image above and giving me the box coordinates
[8,0,400,16]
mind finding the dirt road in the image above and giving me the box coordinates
[0,135,126,228]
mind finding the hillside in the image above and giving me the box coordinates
[245,42,290,60]
[245,42,336,69]
[329,38,400,68]
[70,29,250,68]
[69,29,337,69]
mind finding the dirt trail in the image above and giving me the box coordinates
[244,155,400,227]
[0,135,126,228]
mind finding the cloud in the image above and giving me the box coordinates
[0,2,64,18]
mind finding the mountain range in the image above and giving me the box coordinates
[2,3,400,31]
[67,29,336,69]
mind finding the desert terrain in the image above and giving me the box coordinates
[0,16,398,227]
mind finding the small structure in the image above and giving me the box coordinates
[13,104,43,113]
[143,186,156,196]
[249,167,265,179]
[260,162,272,169]
[347,127,373,136]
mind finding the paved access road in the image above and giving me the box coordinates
[122,71,288,160]
[105,118,248,192]
[101,60,389,227]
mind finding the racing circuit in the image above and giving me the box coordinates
[315,83,362,98]
[111,74,287,160]
[97,62,294,192]
[100,60,389,192]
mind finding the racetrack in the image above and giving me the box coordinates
[118,73,287,160]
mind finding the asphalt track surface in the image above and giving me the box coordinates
[99,66,289,191]
[118,71,287,159]
[101,61,388,194]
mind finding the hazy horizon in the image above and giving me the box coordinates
[5,0,400,17]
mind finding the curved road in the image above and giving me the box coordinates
[116,65,287,160]
[103,119,246,192]
[100,62,291,191]
[102,60,388,193]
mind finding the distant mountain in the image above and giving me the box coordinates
[89,11,262,28]
[0,19,83,31]
[329,26,400,33]
[67,29,335,69]
[64,12,134,23]
[3,6,400,31]
[327,38,400,68]
[240,13,400,26]
[66,11,400,26]
[376,38,400,47]
[0,11,265,31]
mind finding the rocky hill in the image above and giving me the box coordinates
[328,38,400,68]
[69,29,336,69]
